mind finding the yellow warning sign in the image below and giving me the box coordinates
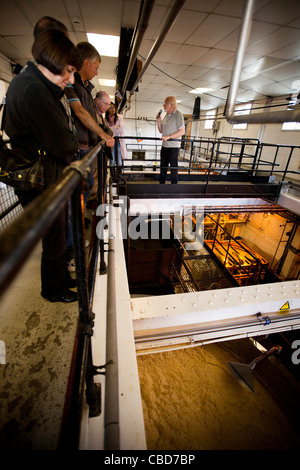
[279,301,290,313]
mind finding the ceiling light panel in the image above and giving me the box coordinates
[87,33,120,57]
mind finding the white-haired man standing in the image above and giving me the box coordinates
[157,96,185,184]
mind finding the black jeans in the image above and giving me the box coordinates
[159,146,180,184]
[15,178,69,298]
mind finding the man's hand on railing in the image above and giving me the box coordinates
[162,135,173,142]
[104,135,115,148]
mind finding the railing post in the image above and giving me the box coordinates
[251,141,260,176]
[188,140,194,174]
[205,141,215,193]
[282,147,295,183]
[98,149,108,275]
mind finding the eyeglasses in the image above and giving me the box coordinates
[96,97,111,107]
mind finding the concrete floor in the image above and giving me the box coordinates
[0,240,79,449]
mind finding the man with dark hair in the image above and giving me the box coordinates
[65,42,114,197]
[65,42,114,152]
[64,42,114,271]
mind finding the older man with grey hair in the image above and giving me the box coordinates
[157,96,185,184]
[65,43,114,151]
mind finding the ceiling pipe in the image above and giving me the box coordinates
[129,0,187,96]
[119,0,155,105]
[225,0,300,124]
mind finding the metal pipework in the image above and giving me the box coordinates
[121,0,155,97]
[225,0,300,124]
[104,185,120,450]
[129,0,187,94]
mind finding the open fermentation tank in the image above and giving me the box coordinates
[85,194,300,450]
[125,197,300,298]
[120,197,300,355]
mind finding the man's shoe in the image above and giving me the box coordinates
[67,276,77,288]
[41,289,78,303]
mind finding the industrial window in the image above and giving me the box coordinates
[282,121,300,130]
[233,103,252,130]
[204,109,216,129]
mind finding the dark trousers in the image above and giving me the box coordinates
[159,146,180,184]
[77,148,94,204]
[40,203,69,297]
[15,161,70,298]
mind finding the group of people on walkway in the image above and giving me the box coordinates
[3,16,184,303]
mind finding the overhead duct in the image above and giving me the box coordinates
[129,0,187,95]
[116,28,140,94]
[116,0,155,111]
[225,0,300,124]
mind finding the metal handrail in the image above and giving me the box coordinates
[104,184,120,450]
[116,135,300,184]
[0,143,101,295]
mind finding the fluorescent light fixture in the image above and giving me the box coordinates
[98,79,116,87]
[87,33,120,57]
[189,88,212,94]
